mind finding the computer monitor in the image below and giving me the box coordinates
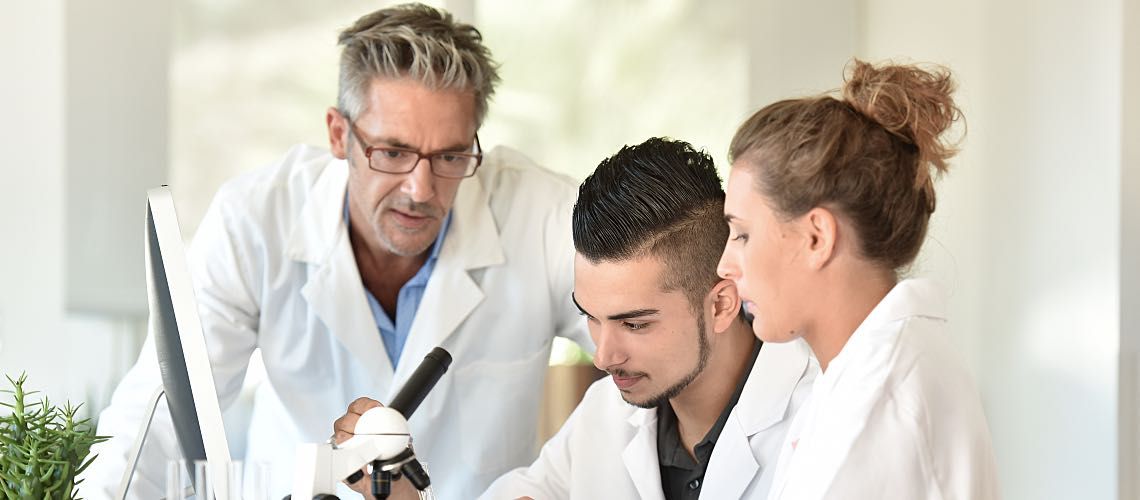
[120,187,232,499]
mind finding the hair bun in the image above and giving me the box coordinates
[842,59,963,187]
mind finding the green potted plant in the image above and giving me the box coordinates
[0,374,107,499]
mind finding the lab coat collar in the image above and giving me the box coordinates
[859,278,947,329]
[735,339,813,435]
[288,155,506,388]
[821,278,946,388]
[427,158,506,272]
[618,339,810,500]
[692,340,811,499]
[291,159,392,384]
[287,157,349,264]
[623,409,666,500]
[701,416,760,499]
[388,165,506,390]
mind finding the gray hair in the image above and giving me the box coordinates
[337,3,501,126]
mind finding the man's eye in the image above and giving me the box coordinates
[381,150,407,160]
[623,322,648,331]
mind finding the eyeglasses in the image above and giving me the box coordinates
[349,122,483,179]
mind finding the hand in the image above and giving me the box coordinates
[333,397,383,444]
[335,397,420,499]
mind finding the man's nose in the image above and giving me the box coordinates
[591,327,626,372]
[401,157,436,203]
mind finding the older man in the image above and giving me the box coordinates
[83,4,589,499]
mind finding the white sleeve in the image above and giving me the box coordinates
[477,385,590,500]
[545,181,593,354]
[77,188,261,500]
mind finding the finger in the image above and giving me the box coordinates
[332,418,359,443]
[333,429,355,444]
[346,466,372,497]
[333,412,361,434]
[390,473,421,499]
[348,397,383,414]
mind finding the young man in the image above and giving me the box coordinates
[337,138,815,499]
[82,5,588,499]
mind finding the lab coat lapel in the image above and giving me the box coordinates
[389,173,505,391]
[704,340,812,499]
[700,417,759,499]
[736,340,812,435]
[861,279,946,328]
[622,409,666,500]
[290,159,394,386]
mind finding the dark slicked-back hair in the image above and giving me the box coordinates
[573,138,728,311]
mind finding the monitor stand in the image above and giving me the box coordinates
[116,386,196,500]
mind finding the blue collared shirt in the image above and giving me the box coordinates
[344,196,451,368]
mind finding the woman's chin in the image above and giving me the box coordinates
[753,320,798,344]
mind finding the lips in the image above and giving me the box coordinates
[611,374,644,390]
[389,209,434,229]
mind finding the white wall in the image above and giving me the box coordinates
[861,1,1124,499]
[0,0,69,399]
[976,3,1121,498]
[65,0,170,316]
[744,0,859,108]
[0,1,154,415]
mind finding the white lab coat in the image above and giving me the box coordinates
[480,340,817,500]
[766,279,1000,500]
[80,144,591,500]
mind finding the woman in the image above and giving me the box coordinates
[717,60,1000,499]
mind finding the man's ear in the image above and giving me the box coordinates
[800,206,839,271]
[327,107,349,160]
[707,279,742,334]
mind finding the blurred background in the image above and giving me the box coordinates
[1,0,1137,498]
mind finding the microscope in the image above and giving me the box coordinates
[291,347,452,499]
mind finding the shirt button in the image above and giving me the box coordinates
[689,479,701,490]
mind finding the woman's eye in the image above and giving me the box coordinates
[731,233,748,242]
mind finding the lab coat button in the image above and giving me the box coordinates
[689,479,701,490]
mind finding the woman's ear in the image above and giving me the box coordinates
[801,206,839,271]
[707,278,743,334]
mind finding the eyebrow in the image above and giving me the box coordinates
[375,137,471,153]
[608,308,661,321]
[571,293,660,321]
[724,213,738,223]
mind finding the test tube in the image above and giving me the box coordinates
[165,459,187,500]
[193,460,211,500]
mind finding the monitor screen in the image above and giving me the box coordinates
[144,187,232,499]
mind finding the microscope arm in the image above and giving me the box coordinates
[292,407,412,498]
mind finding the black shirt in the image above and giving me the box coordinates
[656,340,761,500]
